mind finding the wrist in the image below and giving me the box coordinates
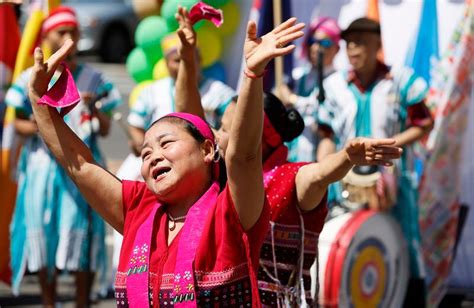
[343,146,355,166]
[180,54,196,64]
[244,68,266,79]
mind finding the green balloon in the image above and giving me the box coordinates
[135,16,170,51]
[143,43,163,65]
[126,47,154,83]
[161,0,199,31]
[203,0,231,8]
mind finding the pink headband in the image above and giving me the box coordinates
[42,6,78,35]
[163,112,215,143]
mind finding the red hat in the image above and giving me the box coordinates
[42,6,78,35]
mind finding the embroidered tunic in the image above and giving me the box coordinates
[115,181,270,307]
[258,146,328,307]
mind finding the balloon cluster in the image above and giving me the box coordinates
[127,0,240,105]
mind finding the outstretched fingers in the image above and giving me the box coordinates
[276,22,305,42]
[33,47,46,71]
[176,6,190,26]
[246,20,258,40]
[277,31,305,48]
[46,39,74,75]
[369,138,397,147]
[272,17,297,35]
[274,44,296,57]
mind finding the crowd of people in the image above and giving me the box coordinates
[2,2,439,308]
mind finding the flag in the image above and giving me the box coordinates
[366,0,384,61]
[404,0,440,188]
[418,1,474,306]
[0,3,21,285]
[366,0,380,21]
[244,0,293,92]
[405,0,439,84]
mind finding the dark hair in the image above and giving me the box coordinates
[148,117,207,144]
[263,92,304,142]
[341,17,381,40]
[230,93,304,142]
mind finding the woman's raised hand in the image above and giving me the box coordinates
[175,6,197,62]
[244,17,305,76]
[29,39,74,103]
[345,138,403,166]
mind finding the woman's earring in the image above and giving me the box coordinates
[213,144,221,163]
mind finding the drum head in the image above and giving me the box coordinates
[319,210,409,308]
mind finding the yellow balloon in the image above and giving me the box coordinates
[219,2,240,36]
[197,25,222,68]
[129,80,154,108]
[132,0,163,19]
[153,58,169,80]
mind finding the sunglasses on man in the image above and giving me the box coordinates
[308,37,334,48]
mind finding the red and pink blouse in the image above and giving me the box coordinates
[258,145,328,307]
[114,181,270,307]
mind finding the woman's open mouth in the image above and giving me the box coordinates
[152,166,171,182]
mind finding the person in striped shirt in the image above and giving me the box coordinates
[5,6,121,307]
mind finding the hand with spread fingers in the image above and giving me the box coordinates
[175,6,197,63]
[244,17,305,76]
[28,39,75,104]
[345,138,403,167]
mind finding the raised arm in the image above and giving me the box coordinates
[174,6,205,119]
[296,138,402,211]
[28,41,124,233]
[227,18,304,230]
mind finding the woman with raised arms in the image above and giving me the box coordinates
[173,7,403,307]
[28,16,305,307]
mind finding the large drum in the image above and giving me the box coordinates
[317,210,409,308]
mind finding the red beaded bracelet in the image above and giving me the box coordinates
[244,68,266,79]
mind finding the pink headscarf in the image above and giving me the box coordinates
[301,16,341,58]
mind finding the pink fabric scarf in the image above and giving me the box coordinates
[126,112,220,307]
[126,182,220,307]
[188,2,223,27]
[37,63,80,117]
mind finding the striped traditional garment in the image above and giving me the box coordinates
[6,63,121,294]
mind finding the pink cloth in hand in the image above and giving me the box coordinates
[37,63,80,117]
[188,2,223,27]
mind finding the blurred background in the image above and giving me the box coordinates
[1,0,474,307]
